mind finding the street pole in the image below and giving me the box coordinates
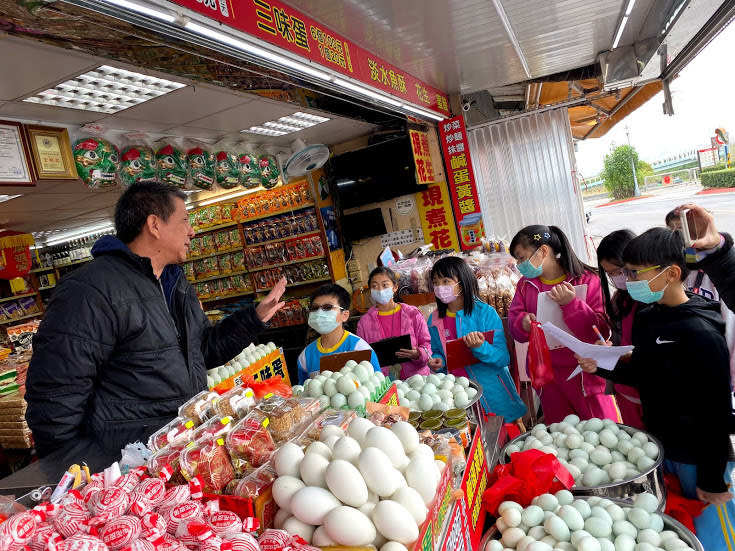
[626,126,641,196]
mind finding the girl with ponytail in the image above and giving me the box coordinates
[508,225,617,423]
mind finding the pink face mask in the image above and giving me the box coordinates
[434,284,459,304]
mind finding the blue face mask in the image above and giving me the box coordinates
[308,309,340,334]
[517,248,543,279]
[625,268,670,304]
[371,287,394,305]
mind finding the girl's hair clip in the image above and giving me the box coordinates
[533,233,542,241]
[543,232,551,240]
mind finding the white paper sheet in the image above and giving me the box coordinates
[536,284,588,349]
[539,322,634,381]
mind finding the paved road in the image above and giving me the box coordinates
[584,186,735,243]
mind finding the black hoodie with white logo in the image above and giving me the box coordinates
[599,293,734,492]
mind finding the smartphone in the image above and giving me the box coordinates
[679,208,698,246]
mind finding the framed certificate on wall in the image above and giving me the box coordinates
[25,125,78,180]
[0,120,34,186]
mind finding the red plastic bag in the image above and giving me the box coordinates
[235,376,292,399]
[663,473,706,534]
[482,449,574,516]
[528,321,554,389]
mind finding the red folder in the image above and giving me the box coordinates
[446,331,494,372]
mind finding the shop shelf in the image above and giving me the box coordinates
[248,254,326,273]
[200,290,255,303]
[190,268,249,285]
[30,266,54,273]
[244,230,321,247]
[192,221,238,234]
[237,203,314,224]
[186,246,243,262]
[0,313,41,326]
[56,258,92,268]
[38,285,56,291]
[255,276,331,293]
[0,292,37,304]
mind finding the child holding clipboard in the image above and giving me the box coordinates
[427,257,526,420]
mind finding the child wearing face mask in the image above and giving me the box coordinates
[356,267,432,379]
[297,283,380,384]
[597,230,643,429]
[577,228,735,546]
[508,225,616,423]
[427,256,527,420]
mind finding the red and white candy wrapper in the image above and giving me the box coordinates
[186,522,221,551]
[172,523,198,550]
[61,490,86,509]
[129,479,166,516]
[33,504,60,520]
[222,534,259,551]
[165,502,203,535]
[99,516,141,550]
[54,504,91,539]
[93,488,131,520]
[206,512,239,537]
[139,513,165,542]
[113,474,141,494]
[28,523,57,551]
[157,486,190,511]
[1,511,40,548]
[257,530,293,551]
[202,501,218,517]
[187,478,203,501]
[82,480,104,501]
[120,540,155,551]
[158,536,185,551]
[60,534,107,551]
[240,519,259,535]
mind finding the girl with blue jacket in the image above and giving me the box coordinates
[427,257,527,421]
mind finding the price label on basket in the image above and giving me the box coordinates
[439,501,471,551]
[378,383,399,406]
[460,427,489,548]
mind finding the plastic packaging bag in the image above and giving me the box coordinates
[528,321,554,389]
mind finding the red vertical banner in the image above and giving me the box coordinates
[438,117,485,250]
[459,426,490,549]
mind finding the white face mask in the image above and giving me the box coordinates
[371,287,394,305]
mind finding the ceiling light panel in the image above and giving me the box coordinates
[241,111,330,136]
[23,65,186,114]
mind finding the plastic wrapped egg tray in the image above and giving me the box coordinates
[482,492,701,551]
[501,416,665,501]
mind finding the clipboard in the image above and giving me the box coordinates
[446,331,494,372]
[319,349,373,373]
[536,284,587,350]
[370,334,412,366]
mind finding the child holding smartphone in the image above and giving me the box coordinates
[577,228,735,548]
[427,256,527,421]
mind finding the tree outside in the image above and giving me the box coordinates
[601,145,651,199]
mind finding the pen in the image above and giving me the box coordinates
[592,325,606,344]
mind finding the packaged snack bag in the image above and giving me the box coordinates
[214,152,241,189]
[119,146,157,186]
[187,148,215,191]
[73,138,120,189]
[156,144,189,189]
[238,153,260,189]
[257,155,280,189]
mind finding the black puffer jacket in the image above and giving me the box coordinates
[25,236,265,457]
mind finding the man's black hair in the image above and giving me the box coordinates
[510,224,596,278]
[114,182,187,244]
[623,227,689,281]
[665,209,680,227]
[430,256,478,318]
[310,283,351,311]
[597,229,636,328]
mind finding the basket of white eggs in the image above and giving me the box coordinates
[480,492,703,551]
[500,415,666,508]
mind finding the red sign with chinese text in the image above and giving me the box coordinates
[459,426,489,549]
[167,0,450,116]
[439,500,472,551]
[409,128,436,184]
[438,116,485,250]
[417,182,460,252]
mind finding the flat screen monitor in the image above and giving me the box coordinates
[340,208,387,242]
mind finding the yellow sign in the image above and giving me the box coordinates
[214,348,291,391]
[417,182,460,252]
[33,135,65,173]
[409,129,436,184]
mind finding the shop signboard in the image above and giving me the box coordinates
[460,424,490,548]
[412,455,454,551]
[417,182,460,252]
[698,147,720,169]
[409,128,436,184]
[168,0,450,117]
[438,116,486,250]
[438,501,472,551]
[214,348,291,391]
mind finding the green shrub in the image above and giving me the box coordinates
[701,168,735,188]
[702,163,727,173]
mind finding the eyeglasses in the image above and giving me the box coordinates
[308,304,346,313]
[622,265,664,280]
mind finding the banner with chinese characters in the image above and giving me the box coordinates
[409,128,436,184]
[438,116,485,250]
[168,0,450,116]
[214,348,291,391]
[417,182,460,252]
[459,427,490,549]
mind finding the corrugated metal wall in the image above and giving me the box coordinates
[467,108,592,260]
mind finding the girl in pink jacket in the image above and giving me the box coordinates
[357,267,432,379]
[508,225,617,423]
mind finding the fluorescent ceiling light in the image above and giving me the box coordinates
[242,111,330,135]
[624,0,636,16]
[333,78,402,107]
[24,65,185,114]
[184,21,331,81]
[401,103,445,121]
[42,222,115,247]
[612,15,629,49]
[102,0,176,22]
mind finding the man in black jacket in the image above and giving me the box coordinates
[25,182,286,458]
